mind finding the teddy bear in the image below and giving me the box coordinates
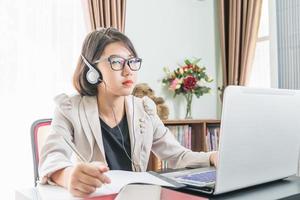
[132,83,169,120]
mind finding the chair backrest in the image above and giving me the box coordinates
[30,118,52,186]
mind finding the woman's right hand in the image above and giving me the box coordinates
[52,162,111,197]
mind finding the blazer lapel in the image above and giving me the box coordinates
[125,95,144,171]
[81,96,106,162]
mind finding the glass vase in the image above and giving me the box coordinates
[184,93,193,119]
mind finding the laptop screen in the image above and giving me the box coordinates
[214,86,300,194]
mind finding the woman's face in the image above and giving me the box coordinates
[96,42,139,97]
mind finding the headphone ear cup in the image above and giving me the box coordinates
[86,67,102,85]
[81,54,103,85]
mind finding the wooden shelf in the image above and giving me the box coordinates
[163,119,220,125]
[148,119,221,171]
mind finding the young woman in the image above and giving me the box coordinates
[39,27,218,197]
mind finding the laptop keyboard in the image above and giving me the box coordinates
[176,170,216,183]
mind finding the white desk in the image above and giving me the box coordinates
[16,176,300,200]
[15,185,84,200]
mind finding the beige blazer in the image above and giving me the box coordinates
[39,94,213,184]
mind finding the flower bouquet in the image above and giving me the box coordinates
[162,58,212,118]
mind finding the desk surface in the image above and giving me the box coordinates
[15,176,300,200]
[185,176,300,200]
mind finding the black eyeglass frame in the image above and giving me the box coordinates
[94,55,142,71]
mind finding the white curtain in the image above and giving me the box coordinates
[0,0,87,198]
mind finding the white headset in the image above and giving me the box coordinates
[81,54,102,85]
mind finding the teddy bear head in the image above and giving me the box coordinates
[132,83,155,99]
[132,83,169,120]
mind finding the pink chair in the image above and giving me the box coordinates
[30,119,52,186]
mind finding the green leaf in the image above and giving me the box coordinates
[192,58,201,65]
[184,59,191,65]
[204,75,213,82]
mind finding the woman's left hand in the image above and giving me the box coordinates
[209,151,219,167]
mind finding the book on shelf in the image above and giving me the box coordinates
[206,126,220,151]
[160,125,193,169]
[167,125,192,149]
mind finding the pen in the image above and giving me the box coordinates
[62,136,87,163]
[62,136,111,187]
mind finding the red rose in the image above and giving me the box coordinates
[183,76,197,91]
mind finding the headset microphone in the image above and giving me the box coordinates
[81,54,103,85]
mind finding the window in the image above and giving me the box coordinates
[248,0,272,87]
[0,1,87,198]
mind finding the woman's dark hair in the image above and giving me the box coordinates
[73,27,138,96]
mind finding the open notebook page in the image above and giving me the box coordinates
[92,170,177,196]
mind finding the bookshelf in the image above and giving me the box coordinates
[147,119,221,171]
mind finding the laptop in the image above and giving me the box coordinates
[161,86,300,195]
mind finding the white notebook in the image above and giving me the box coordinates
[36,170,183,199]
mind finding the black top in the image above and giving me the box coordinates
[100,115,132,171]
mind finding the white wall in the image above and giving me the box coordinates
[126,0,219,119]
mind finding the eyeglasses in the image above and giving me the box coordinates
[95,55,142,71]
